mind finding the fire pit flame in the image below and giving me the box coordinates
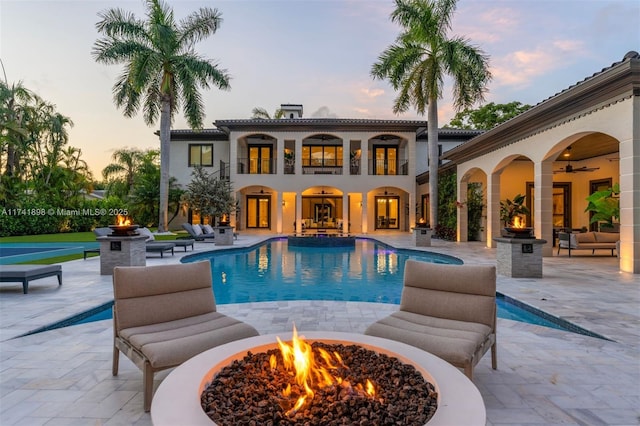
[116,215,131,226]
[272,325,376,416]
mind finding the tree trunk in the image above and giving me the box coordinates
[428,97,439,229]
[158,98,171,233]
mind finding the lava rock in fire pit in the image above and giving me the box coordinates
[201,342,438,425]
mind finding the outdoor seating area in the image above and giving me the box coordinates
[0,233,637,426]
[557,231,619,257]
[182,223,215,241]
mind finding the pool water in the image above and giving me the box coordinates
[27,238,607,339]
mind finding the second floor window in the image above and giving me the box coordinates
[189,144,213,167]
[302,145,343,167]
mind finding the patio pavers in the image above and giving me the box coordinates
[1,233,638,425]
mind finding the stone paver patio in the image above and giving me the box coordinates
[1,233,638,425]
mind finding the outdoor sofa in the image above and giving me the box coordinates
[557,231,619,256]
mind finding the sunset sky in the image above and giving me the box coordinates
[1,0,638,177]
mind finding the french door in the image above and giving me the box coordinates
[249,146,272,174]
[374,146,397,175]
[246,196,270,228]
[375,196,399,229]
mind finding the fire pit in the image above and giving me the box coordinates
[503,227,533,239]
[152,332,486,426]
[109,215,139,236]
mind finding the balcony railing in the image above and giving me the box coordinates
[237,158,276,174]
[368,159,409,175]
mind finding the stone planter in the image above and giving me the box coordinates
[413,227,433,247]
[214,226,234,246]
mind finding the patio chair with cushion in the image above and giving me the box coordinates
[112,261,259,411]
[137,227,176,258]
[182,223,215,241]
[365,260,497,380]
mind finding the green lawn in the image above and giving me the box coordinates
[1,230,189,264]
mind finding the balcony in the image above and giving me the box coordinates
[237,158,276,174]
[368,159,409,175]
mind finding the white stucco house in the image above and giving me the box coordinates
[168,51,639,274]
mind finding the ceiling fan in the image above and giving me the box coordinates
[554,147,600,174]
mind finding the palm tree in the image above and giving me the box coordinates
[371,0,491,228]
[102,148,146,198]
[251,106,285,119]
[92,0,231,232]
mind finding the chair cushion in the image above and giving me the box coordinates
[575,232,597,243]
[120,311,259,368]
[595,232,619,243]
[202,224,215,234]
[365,311,493,367]
[138,227,155,242]
[192,224,203,236]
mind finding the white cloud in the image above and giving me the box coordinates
[310,106,338,118]
[360,88,385,99]
[491,41,585,88]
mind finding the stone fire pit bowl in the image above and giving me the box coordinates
[151,332,486,425]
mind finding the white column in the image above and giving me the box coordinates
[343,139,349,176]
[408,191,415,232]
[619,127,639,273]
[342,193,348,233]
[457,179,468,242]
[361,141,368,176]
[276,192,283,233]
[361,194,368,234]
[295,138,302,176]
[295,193,302,234]
[534,160,554,256]
[276,138,284,175]
[487,172,501,248]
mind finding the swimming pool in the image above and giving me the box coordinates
[23,238,607,339]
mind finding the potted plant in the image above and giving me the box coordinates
[500,193,530,227]
[584,183,620,232]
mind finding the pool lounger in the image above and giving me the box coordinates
[0,265,62,294]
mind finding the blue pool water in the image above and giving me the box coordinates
[25,238,606,339]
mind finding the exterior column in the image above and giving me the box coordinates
[295,138,302,176]
[361,142,368,176]
[619,125,639,273]
[342,193,348,233]
[408,191,416,232]
[534,160,554,256]
[295,193,302,234]
[361,194,368,234]
[276,138,284,175]
[276,192,283,233]
[342,139,349,176]
[229,132,237,176]
[487,172,501,248]
[457,179,469,242]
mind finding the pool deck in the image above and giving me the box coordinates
[1,233,638,425]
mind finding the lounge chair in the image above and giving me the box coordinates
[182,223,215,241]
[138,228,176,258]
[0,265,62,294]
[111,261,259,411]
[365,260,497,380]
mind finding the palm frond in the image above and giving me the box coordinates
[179,7,222,47]
[251,107,271,119]
[95,8,147,42]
